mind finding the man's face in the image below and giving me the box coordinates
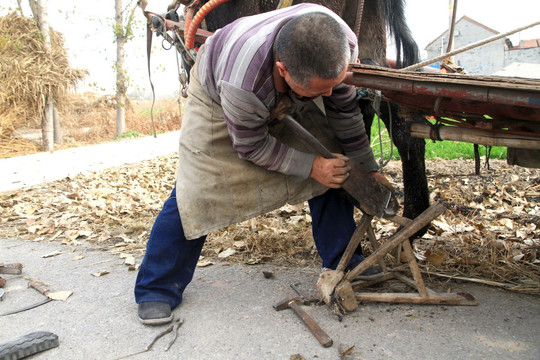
[277,62,348,102]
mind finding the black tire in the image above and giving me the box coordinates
[0,331,59,360]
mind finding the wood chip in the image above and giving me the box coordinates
[41,250,62,258]
[124,256,136,266]
[91,270,109,277]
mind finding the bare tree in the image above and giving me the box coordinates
[28,0,36,17]
[30,0,55,151]
[114,0,138,137]
[16,0,25,15]
[53,106,62,144]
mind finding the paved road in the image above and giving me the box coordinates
[0,131,180,192]
[1,134,539,359]
[1,238,539,359]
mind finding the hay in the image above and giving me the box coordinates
[0,133,38,158]
[0,93,183,158]
[0,12,87,136]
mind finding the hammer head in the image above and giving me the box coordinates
[273,296,302,311]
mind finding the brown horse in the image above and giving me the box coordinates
[165,0,430,233]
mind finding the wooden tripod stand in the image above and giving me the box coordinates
[319,202,477,315]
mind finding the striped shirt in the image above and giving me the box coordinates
[197,3,377,180]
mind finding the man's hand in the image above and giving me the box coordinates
[309,154,351,188]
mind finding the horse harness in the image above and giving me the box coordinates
[139,0,368,98]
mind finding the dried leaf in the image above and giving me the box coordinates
[499,218,514,230]
[197,260,214,267]
[404,313,420,320]
[48,290,73,301]
[287,216,304,225]
[218,248,236,258]
[290,355,306,360]
[233,241,246,249]
[432,219,454,234]
[425,250,446,266]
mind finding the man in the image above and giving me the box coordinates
[135,3,392,325]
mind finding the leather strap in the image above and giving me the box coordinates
[145,23,157,137]
[277,0,294,9]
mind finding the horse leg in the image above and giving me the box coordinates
[380,103,430,238]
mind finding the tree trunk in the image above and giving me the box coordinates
[53,105,62,144]
[17,0,25,15]
[36,0,54,151]
[29,0,37,19]
[115,0,127,136]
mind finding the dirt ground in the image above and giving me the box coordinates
[2,235,538,360]
[0,92,538,294]
[0,148,538,295]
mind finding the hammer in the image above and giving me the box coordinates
[273,296,333,347]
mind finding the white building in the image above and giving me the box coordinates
[425,16,540,76]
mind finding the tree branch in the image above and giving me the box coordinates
[28,0,38,21]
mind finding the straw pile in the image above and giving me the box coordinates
[0,12,87,137]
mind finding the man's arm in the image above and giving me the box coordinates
[323,83,379,172]
[220,81,316,180]
[323,83,395,192]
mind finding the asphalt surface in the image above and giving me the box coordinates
[1,134,539,359]
[0,131,180,192]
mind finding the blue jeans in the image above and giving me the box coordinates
[134,187,363,309]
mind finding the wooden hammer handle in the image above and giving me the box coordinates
[289,301,333,347]
[0,263,23,275]
[29,282,50,297]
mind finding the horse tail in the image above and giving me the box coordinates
[380,0,420,68]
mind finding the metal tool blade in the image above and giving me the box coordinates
[0,297,53,317]
[280,114,393,217]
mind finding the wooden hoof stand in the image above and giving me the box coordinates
[325,202,477,315]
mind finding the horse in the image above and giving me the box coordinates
[162,0,431,233]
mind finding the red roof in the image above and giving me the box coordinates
[519,39,540,49]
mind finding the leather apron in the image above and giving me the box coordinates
[176,57,342,240]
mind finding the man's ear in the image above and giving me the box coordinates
[275,61,288,78]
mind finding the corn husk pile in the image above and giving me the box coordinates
[0,13,87,137]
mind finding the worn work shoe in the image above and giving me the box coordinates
[354,265,383,281]
[345,255,384,281]
[138,302,173,325]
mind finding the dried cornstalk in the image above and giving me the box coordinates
[0,13,87,137]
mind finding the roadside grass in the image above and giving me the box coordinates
[113,130,142,140]
[369,118,507,161]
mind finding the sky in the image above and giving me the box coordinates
[2,0,539,99]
